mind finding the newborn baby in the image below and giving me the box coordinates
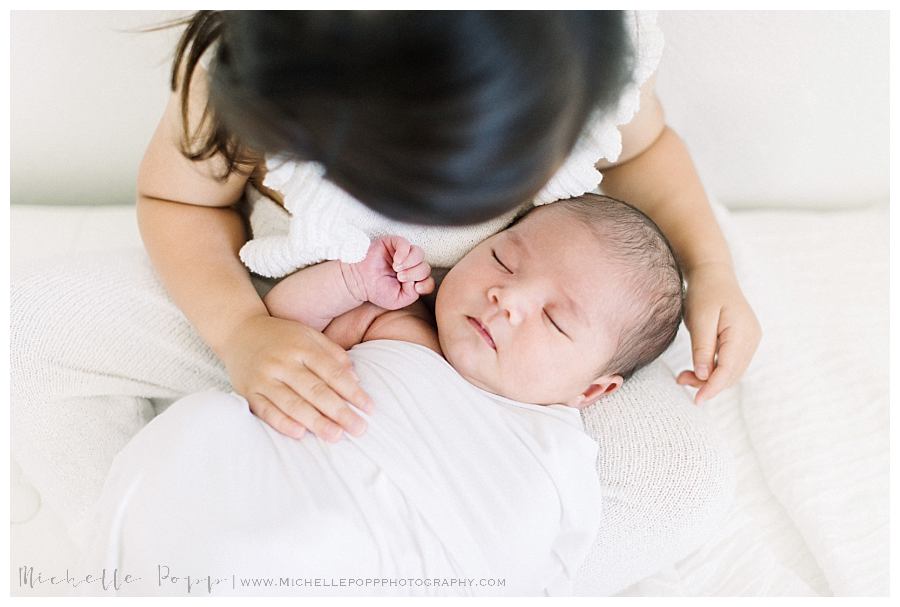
[76,194,683,597]
[266,192,684,416]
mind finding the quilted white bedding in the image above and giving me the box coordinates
[637,205,890,596]
[10,203,889,596]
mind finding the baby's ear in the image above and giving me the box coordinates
[566,375,623,409]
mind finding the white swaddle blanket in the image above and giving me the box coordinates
[75,340,602,597]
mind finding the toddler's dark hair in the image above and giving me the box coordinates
[157,11,634,226]
[515,194,684,381]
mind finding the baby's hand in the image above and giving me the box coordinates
[347,236,434,310]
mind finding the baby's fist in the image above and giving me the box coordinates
[351,236,434,310]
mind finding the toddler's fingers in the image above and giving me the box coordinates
[694,363,731,404]
[247,392,307,439]
[267,381,361,442]
[284,359,372,423]
[695,328,744,404]
[687,308,721,381]
[283,362,371,431]
[676,370,704,389]
[304,334,373,411]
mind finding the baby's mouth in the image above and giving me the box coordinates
[467,316,497,350]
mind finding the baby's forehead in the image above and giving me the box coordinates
[507,220,639,326]
[513,204,602,242]
[507,209,611,266]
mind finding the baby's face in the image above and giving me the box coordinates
[435,205,636,407]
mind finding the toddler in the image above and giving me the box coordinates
[264,193,684,434]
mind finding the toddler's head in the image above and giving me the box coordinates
[175,11,633,225]
[434,194,684,408]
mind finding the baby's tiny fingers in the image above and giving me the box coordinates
[400,245,425,269]
[391,238,412,270]
[397,261,431,283]
[415,276,435,295]
[394,242,425,272]
[400,280,418,301]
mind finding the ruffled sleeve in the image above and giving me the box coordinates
[532,10,665,205]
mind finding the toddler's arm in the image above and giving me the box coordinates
[264,236,435,334]
[598,74,761,403]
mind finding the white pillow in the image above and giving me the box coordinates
[575,359,736,595]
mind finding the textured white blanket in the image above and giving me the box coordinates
[75,340,602,597]
[624,206,890,596]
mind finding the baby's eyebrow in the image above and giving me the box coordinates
[506,230,531,261]
[505,230,589,331]
[560,287,589,331]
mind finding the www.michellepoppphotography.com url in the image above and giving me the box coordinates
[16,564,507,594]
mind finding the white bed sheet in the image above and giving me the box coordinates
[622,204,889,596]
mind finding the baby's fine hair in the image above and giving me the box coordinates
[517,194,684,381]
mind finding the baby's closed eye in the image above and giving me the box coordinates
[544,309,567,337]
[492,249,512,273]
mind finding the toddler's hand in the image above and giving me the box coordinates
[676,263,762,404]
[219,314,373,443]
[347,236,434,310]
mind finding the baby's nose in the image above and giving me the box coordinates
[487,287,526,326]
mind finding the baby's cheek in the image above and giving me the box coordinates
[486,356,536,401]
[442,333,480,380]
[509,350,575,402]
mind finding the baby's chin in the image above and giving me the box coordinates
[436,320,567,405]
[439,337,486,386]
[443,347,556,405]
[437,333,504,395]
[459,371,561,405]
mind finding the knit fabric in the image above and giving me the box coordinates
[236,10,665,278]
[576,361,735,595]
[10,250,232,537]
